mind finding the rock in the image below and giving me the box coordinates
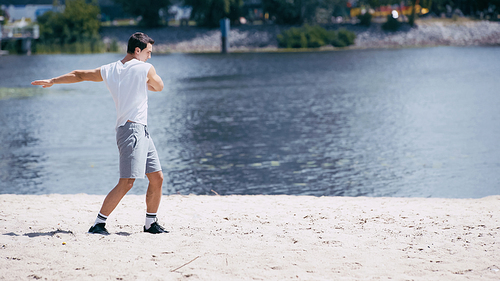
[100,20,500,53]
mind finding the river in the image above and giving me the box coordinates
[0,46,499,198]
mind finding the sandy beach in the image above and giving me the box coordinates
[0,194,499,280]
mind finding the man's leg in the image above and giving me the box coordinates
[100,178,136,216]
[144,170,168,233]
[89,178,135,234]
[145,170,163,213]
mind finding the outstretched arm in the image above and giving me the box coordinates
[147,65,164,92]
[31,67,103,88]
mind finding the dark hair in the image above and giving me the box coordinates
[127,32,155,54]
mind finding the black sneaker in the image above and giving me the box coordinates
[88,223,110,235]
[144,222,169,234]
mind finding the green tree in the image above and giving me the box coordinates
[363,0,500,17]
[263,0,348,25]
[0,7,7,23]
[408,0,417,26]
[38,0,100,44]
[420,0,433,9]
[436,0,500,16]
[113,0,171,27]
[184,0,243,27]
[361,0,398,7]
[263,0,303,24]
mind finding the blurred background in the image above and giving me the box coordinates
[0,0,499,198]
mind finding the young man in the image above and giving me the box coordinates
[31,32,168,235]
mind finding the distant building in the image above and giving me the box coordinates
[167,5,192,25]
[0,1,266,24]
[0,0,130,23]
[243,0,264,22]
[0,0,54,22]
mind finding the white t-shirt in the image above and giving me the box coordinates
[100,59,152,129]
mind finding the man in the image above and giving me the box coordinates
[31,32,167,235]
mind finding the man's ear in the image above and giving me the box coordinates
[135,47,141,55]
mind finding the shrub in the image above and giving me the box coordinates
[382,14,400,31]
[278,25,356,49]
[303,24,329,48]
[337,29,356,46]
[277,27,307,48]
[358,12,372,26]
[33,40,105,54]
[109,39,120,53]
[35,0,103,53]
[1,40,21,54]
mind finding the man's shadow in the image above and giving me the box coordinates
[3,229,131,237]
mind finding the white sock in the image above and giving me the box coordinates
[145,213,157,229]
[94,212,108,226]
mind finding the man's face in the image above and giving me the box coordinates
[136,43,153,62]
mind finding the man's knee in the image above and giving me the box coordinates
[147,171,163,186]
[118,178,136,190]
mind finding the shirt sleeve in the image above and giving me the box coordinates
[145,63,153,75]
[100,64,107,83]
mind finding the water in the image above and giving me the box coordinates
[1,46,499,198]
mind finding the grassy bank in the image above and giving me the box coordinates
[33,39,120,55]
[0,88,46,100]
[1,38,120,55]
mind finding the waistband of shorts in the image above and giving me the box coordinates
[119,121,149,137]
[120,121,147,128]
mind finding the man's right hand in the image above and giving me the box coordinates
[31,68,103,88]
[31,79,54,88]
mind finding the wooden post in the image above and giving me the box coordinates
[0,23,3,55]
[220,18,230,54]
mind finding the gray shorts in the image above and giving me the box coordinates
[116,122,162,179]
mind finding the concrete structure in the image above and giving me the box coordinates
[0,0,54,22]
[168,5,192,25]
[243,0,264,22]
[0,18,39,54]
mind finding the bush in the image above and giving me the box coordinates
[277,25,356,49]
[337,29,356,46]
[1,40,21,54]
[109,39,120,53]
[33,40,106,54]
[303,25,330,48]
[35,0,102,53]
[358,12,372,26]
[382,14,400,31]
[277,27,305,48]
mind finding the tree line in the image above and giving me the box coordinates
[4,0,497,53]
[37,0,500,29]
[18,0,500,32]
[265,0,499,24]
[134,0,500,27]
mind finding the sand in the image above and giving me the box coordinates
[0,194,499,280]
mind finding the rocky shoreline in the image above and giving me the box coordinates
[355,19,500,48]
[100,19,500,53]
